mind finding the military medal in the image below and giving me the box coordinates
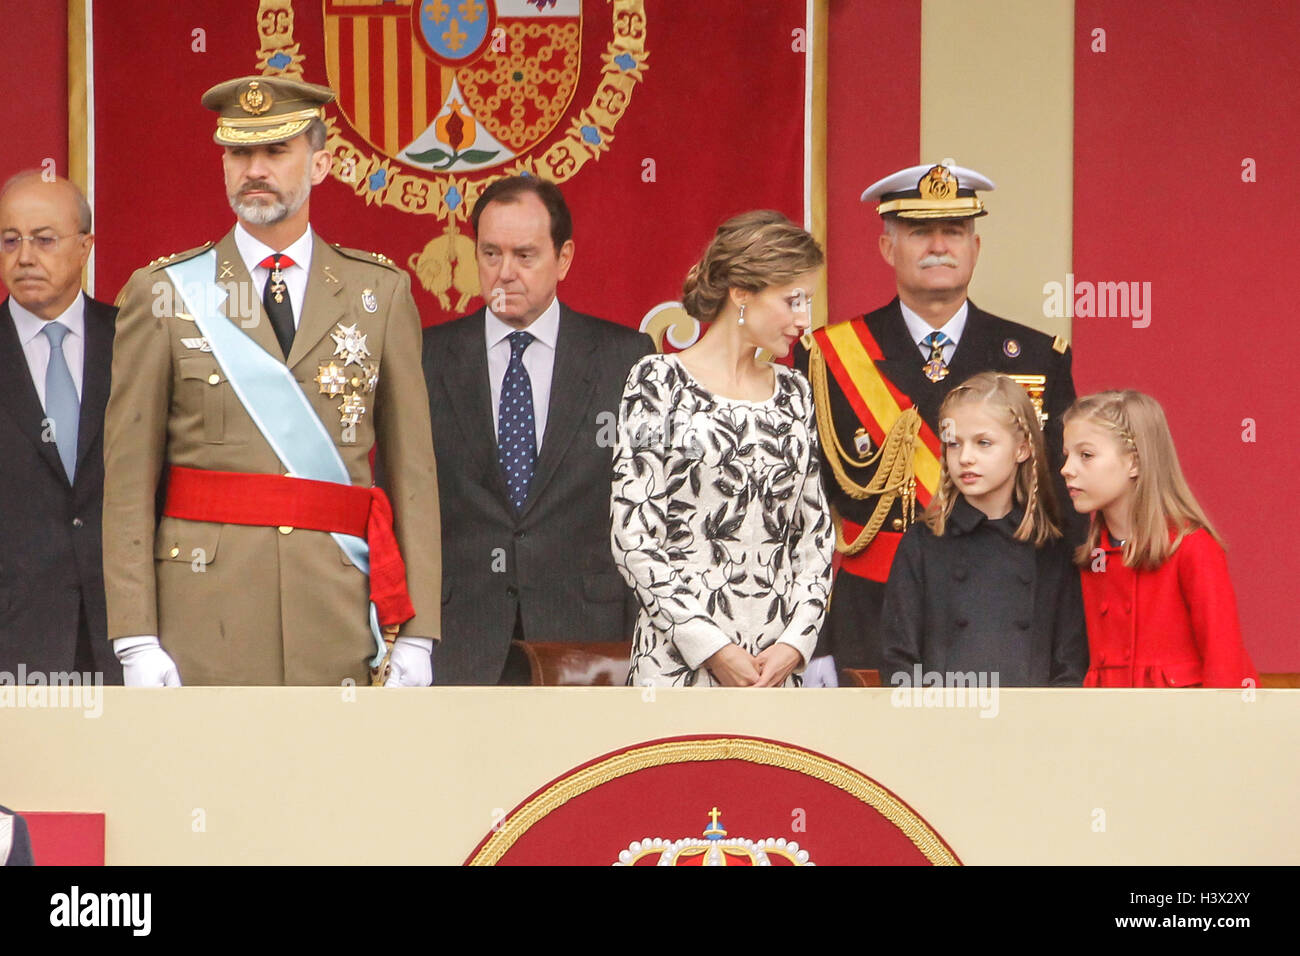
[1003,337,1021,358]
[922,331,950,383]
[853,427,872,457]
[339,390,367,427]
[361,288,378,313]
[315,361,348,397]
[330,322,371,366]
[269,261,288,304]
[325,324,375,426]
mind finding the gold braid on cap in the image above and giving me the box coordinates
[809,342,921,556]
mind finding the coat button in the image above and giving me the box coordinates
[72,517,84,528]
[169,546,180,558]
[278,525,293,535]
[207,373,221,385]
[891,518,904,531]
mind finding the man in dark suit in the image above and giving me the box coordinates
[797,161,1079,681]
[0,171,121,683]
[423,176,654,684]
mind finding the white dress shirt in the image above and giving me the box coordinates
[486,297,560,450]
[10,293,86,405]
[234,223,314,329]
[899,299,968,365]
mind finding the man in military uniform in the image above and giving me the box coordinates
[103,75,440,686]
[797,161,1078,681]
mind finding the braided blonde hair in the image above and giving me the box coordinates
[925,372,1062,546]
[1062,390,1222,569]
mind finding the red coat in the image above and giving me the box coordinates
[1080,527,1258,688]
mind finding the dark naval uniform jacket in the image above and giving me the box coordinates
[880,496,1088,686]
[796,297,1079,670]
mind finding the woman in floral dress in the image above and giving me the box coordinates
[611,211,832,687]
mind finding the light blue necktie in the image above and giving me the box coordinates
[41,322,80,481]
[498,330,537,512]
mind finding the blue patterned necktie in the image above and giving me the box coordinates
[41,322,80,481]
[498,330,537,511]
[922,330,952,382]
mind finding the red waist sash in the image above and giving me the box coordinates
[163,465,414,627]
[837,518,902,584]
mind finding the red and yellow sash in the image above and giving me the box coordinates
[809,320,945,578]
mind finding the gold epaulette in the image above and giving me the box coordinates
[1052,335,1069,354]
[331,243,399,270]
[147,241,214,269]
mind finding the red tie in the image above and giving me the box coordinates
[257,254,296,270]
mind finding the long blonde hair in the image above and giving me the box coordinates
[1063,390,1222,569]
[925,372,1061,546]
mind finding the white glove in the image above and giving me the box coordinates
[114,636,183,687]
[384,637,433,687]
[802,654,839,688]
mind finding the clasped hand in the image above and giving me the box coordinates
[704,642,802,687]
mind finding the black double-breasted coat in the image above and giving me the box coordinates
[879,497,1087,687]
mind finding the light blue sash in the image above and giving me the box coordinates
[165,251,384,665]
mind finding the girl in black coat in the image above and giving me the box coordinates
[881,372,1087,687]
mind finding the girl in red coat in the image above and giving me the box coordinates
[1060,391,1257,688]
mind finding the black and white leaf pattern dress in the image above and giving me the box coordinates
[610,354,833,687]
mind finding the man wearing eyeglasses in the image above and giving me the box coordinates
[0,171,122,684]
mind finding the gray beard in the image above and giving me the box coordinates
[228,177,310,226]
[231,195,289,225]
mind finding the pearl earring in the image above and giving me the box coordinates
[738,304,746,326]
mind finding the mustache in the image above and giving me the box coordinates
[238,181,282,200]
[918,254,959,268]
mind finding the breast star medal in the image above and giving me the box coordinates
[339,390,367,428]
[330,323,371,366]
[315,361,348,397]
[325,324,375,427]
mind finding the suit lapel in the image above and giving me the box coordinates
[441,310,510,501]
[0,298,68,482]
[522,306,596,517]
[286,234,346,370]
[870,300,944,424]
[74,295,112,477]
[211,231,283,360]
[946,302,996,381]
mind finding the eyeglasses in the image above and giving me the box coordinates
[0,232,86,254]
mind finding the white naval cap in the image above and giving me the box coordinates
[860,159,995,219]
